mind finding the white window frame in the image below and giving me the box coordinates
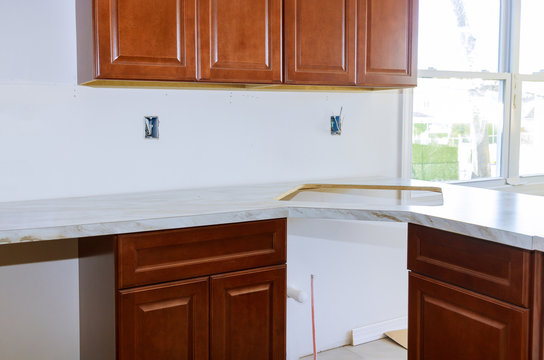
[402,0,544,188]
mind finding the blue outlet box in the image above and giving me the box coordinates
[330,115,342,135]
[145,116,159,139]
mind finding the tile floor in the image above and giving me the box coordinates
[301,338,406,360]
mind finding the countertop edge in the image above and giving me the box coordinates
[1,205,536,251]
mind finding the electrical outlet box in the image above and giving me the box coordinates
[330,115,342,135]
[144,116,159,139]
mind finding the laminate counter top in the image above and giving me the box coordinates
[1,177,544,251]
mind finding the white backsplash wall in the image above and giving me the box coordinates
[0,1,409,360]
[0,84,404,202]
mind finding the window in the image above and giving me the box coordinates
[409,0,544,184]
[518,0,544,177]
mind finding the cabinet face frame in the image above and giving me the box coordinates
[357,0,418,87]
[197,0,283,83]
[85,0,198,81]
[530,252,544,359]
[284,0,357,85]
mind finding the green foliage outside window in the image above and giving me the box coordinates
[412,143,459,181]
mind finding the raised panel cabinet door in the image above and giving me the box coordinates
[408,273,529,360]
[118,277,209,360]
[211,265,286,360]
[198,0,282,83]
[357,0,418,87]
[285,0,357,85]
[94,0,197,81]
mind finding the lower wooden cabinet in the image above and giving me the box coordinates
[118,278,209,360]
[79,218,287,360]
[211,265,286,360]
[407,224,539,360]
[116,266,286,360]
[409,272,529,360]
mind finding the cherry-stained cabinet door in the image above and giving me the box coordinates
[118,277,209,360]
[198,0,283,83]
[284,0,357,85]
[409,273,529,360]
[94,0,197,81]
[357,0,418,87]
[211,265,286,360]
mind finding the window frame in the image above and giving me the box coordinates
[403,0,544,187]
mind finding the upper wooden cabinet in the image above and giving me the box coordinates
[77,0,418,88]
[357,0,418,87]
[407,224,538,360]
[78,0,197,82]
[198,0,283,83]
[284,0,357,85]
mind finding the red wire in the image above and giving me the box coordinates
[311,274,317,360]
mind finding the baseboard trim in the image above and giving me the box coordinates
[351,316,408,346]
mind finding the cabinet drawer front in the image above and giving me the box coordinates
[409,273,529,360]
[118,277,209,360]
[118,219,286,288]
[408,224,532,307]
[211,265,286,360]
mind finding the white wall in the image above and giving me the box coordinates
[0,239,80,360]
[0,84,403,202]
[0,1,408,359]
[287,219,407,359]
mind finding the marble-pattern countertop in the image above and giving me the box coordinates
[2,177,544,251]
